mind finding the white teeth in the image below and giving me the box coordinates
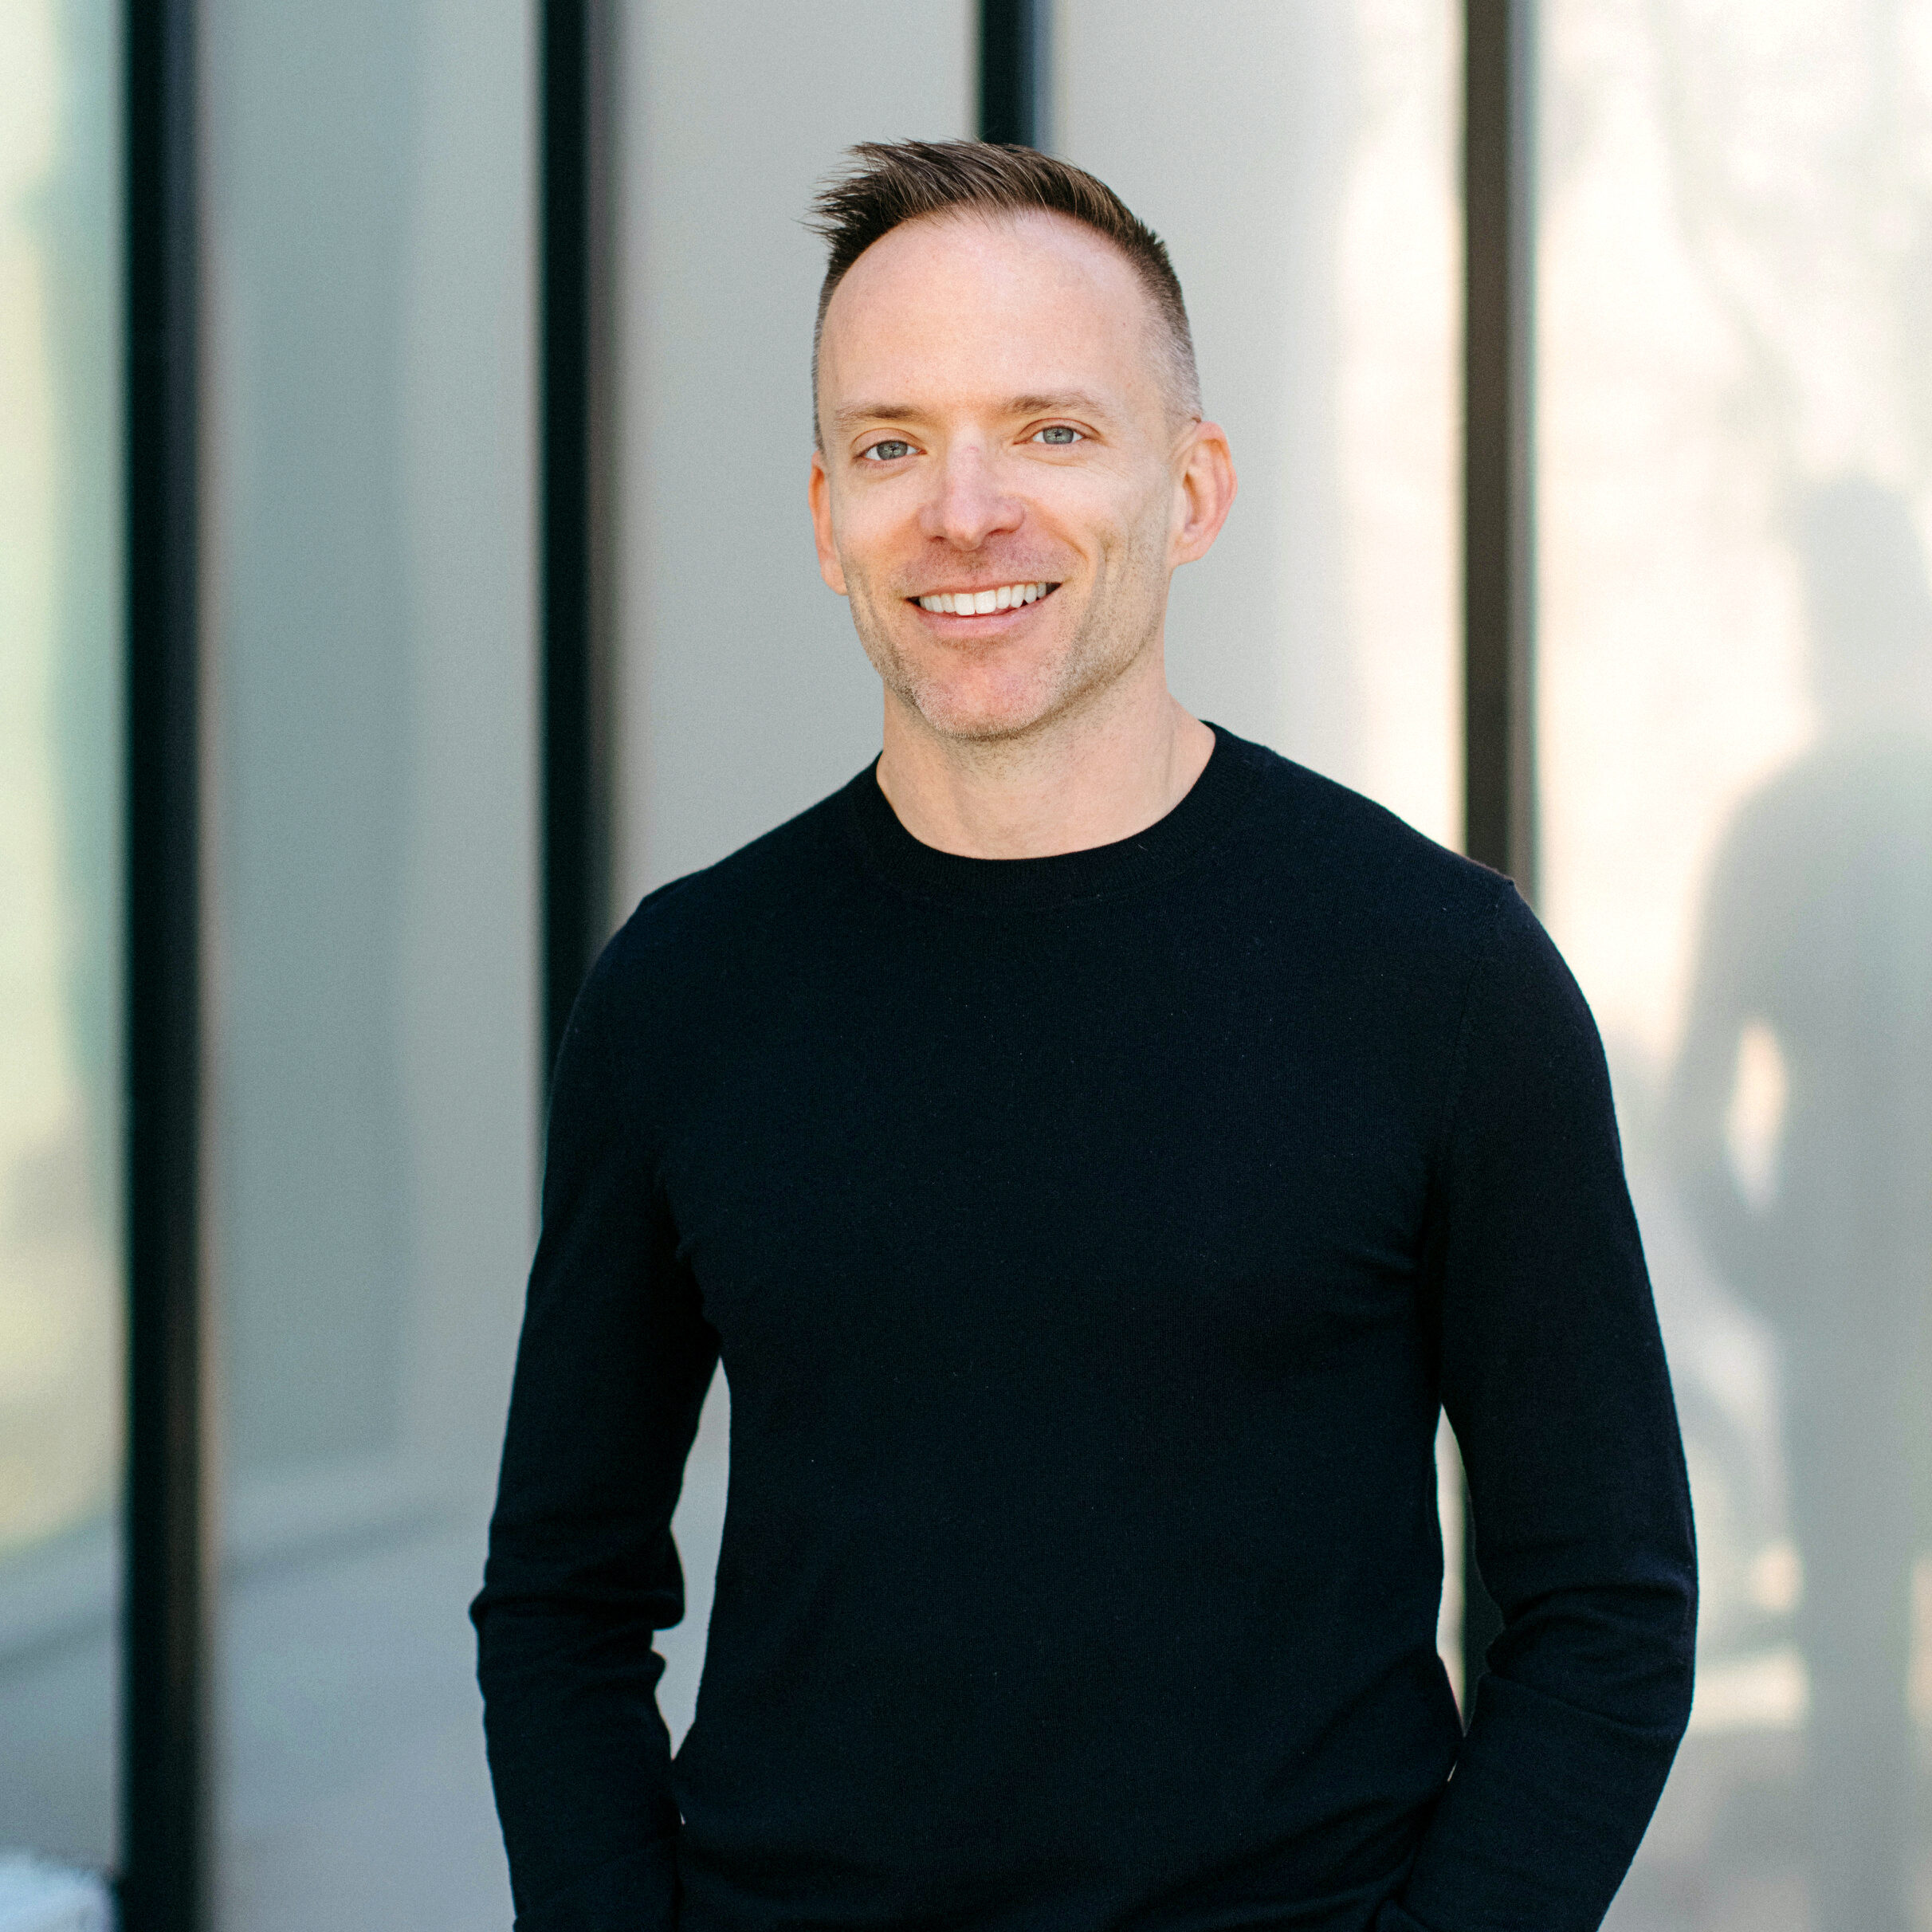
[915,583,1052,614]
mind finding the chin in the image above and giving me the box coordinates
[905,683,1060,744]
[859,639,1052,748]
[855,595,1129,747]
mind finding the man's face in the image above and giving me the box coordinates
[810,210,1221,746]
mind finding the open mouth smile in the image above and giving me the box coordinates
[907,581,1060,616]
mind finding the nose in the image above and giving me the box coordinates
[918,440,1023,552]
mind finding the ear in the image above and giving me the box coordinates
[809,450,849,595]
[1169,419,1237,568]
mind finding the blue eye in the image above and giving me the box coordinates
[1033,425,1082,446]
[862,439,914,461]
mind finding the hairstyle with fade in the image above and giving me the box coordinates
[806,139,1202,442]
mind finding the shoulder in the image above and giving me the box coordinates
[603,773,864,976]
[560,769,868,1078]
[1219,728,1522,955]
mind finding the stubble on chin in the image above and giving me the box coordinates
[843,560,1156,748]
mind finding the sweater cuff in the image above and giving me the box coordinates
[1400,1670,1685,1929]
[514,1835,678,1932]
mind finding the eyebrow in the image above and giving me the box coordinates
[1007,391,1110,420]
[830,391,1114,434]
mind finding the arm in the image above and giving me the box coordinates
[471,947,720,1932]
[1388,889,1697,1932]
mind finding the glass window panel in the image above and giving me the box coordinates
[0,0,123,1871]
[614,0,975,897]
[202,1,536,1922]
[616,0,1457,1739]
[1057,0,1463,1682]
[1539,4,1932,1926]
[613,0,973,1742]
[1057,0,1460,847]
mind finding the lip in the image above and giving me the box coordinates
[903,583,1062,624]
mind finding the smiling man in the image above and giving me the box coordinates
[473,143,1695,1932]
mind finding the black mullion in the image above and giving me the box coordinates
[979,0,1051,150]
[1463,0,1537,892]
[540,0,612,1080]
[122,0,209,1925]
[1460,0,1538,1714]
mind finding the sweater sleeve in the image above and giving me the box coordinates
[1388,888,1698,1932]
[472,944,720,1932]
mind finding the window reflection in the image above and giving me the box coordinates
[1541,3,1932,1926]
[202,2,538,1921]
[1054,0,1458,847]
[1665,477,1932,1930]
[0,0,124,1871]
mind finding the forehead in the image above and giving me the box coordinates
[818,210,1164,416]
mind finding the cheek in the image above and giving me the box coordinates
[1046,469,1160,556]
[830,493,914,586]
[1104,484,1176,577]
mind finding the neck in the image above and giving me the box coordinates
[874,658,1215,859]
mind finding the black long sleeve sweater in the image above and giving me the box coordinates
[473,726,1696,1932]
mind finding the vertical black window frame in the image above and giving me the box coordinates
[980,0,1052,150]
[1459,0,1537,1711]
[123,0,209,1925]
[541,0,618,1079]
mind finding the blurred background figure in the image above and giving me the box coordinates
[1664,477,1932,1932]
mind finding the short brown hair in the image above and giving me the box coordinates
[806,139,1201,438]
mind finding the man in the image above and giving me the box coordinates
[473,141,1695,1932]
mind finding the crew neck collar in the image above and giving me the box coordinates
[844,723,1263,909]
